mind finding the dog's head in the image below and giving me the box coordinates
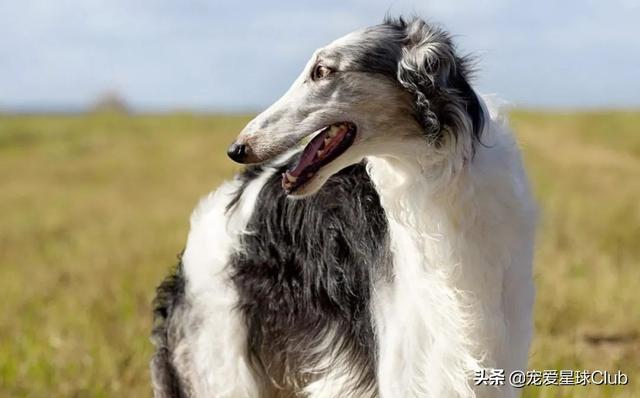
[228,17,485,197]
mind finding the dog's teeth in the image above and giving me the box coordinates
[324,137,331,146]
[317,149,324,158]
[285,172,298,183]
[327,126,338,138]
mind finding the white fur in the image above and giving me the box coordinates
[368,100,536,398]
[177,168,276,397]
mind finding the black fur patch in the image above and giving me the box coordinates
[150,259,189,398]
[229,160,390,396]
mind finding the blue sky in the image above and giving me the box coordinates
[0,0,638,111]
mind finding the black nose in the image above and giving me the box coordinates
[227,142,247,163]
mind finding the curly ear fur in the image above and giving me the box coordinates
[387,17,485,151]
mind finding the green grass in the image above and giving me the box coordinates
[1,111,638,397]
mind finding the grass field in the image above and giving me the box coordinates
[1,111,638,397]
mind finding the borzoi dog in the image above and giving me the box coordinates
[151,17,536,398]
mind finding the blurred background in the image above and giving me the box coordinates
[1,1,638,397]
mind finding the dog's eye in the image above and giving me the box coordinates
[311,64,332,80]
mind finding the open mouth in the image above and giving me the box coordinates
[282,122,357,194]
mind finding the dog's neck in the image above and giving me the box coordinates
[365,133,473,229]
[365,135,511,397]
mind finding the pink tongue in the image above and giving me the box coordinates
[289,129,327,177]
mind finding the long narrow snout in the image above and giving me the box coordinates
[226,109,316,165]
[226,96,298,165]
[225,70,320,165]
[226,115,268,164]
[226,121,283,165]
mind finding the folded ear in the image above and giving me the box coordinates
[392,17,485,149]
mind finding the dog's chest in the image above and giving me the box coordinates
[228,162,390,394]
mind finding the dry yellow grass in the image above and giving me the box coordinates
[512,111,640,398]
[0,111,638,397]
